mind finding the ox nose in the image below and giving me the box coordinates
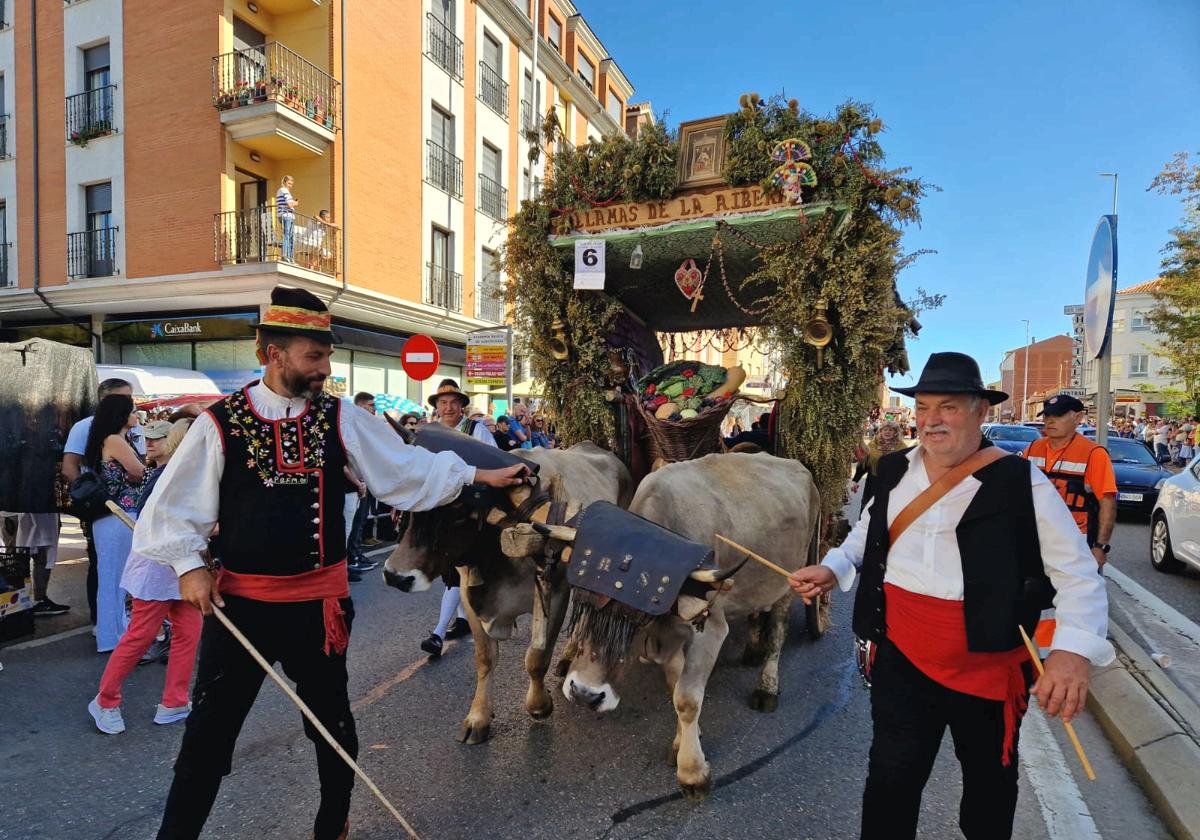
[567,680,607,710]
[383,568,415,592]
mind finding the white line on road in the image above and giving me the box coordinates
[1020,705,1103,840]
[1105,565,1200,645]
[2,624,93,651]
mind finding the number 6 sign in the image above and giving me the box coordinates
[573,239,606,290]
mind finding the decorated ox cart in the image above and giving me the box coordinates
[386,94,928,797]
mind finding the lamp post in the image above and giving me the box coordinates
[1021,319,1031,421]
[1096,173,1118,446]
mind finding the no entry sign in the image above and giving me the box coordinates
[401,335,440,381]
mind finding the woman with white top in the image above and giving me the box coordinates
[89,419,202,735]
[276,174,298,262]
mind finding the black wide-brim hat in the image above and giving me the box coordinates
[890,351,1008,405]
[254,285,342,345]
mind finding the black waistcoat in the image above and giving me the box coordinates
[208,384,349,576]
[852,441,1051,652]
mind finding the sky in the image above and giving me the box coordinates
[574,0,1200,392]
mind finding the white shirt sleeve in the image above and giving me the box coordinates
[1030,469,1115,666]
[132,412,224,577]
[822,497,873,592]
[339,403,477,510]
[64,417,90,456]
[472,421,498,447]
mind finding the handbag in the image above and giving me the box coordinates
[68,471,111,522]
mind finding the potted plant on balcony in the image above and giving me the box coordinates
[312,95,324,124]
[236,80,251,106]
[254,79,268,101]
[324,103,337,129]
[305,97,316,119]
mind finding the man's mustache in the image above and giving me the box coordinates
[921,424,951,435]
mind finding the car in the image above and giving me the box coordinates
[982,423,1042,454]
[1084,434,1172,519]
[1150,454,1200,574]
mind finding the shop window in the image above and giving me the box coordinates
[121,342,191,369]
[195,339,259,372]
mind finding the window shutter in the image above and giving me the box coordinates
[84,44,111,73]
[86,183,112,214]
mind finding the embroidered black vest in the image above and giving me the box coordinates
[208,384,349,576]
[852,441,1052,653]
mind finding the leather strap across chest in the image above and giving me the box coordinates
[888,446,1007,545]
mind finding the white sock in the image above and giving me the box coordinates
[433,586,460,638]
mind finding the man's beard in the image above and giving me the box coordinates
[283,367,325,399]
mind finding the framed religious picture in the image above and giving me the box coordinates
[677,115,730,188]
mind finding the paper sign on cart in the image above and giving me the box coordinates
[573,240,606,290]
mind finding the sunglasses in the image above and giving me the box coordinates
[404,422,418,428]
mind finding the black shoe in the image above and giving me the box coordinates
[139,633,171,666]
[420,633,444,657]
[444,617,471,640]
[347,569,363,583]
[32,599,71,617]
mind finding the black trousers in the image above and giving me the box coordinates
[83,522,98,623]
[861,639,1029,840]
[157,595,358,840]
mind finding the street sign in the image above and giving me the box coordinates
[1059,388,1086,397]
[401,335,440,381]
[1083,216,1118,360]
[573,240,606,290]
[466,328,509,387]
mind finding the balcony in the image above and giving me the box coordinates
[0,115,10,159]
[478,62,508,119]
[214,207,340,277]
[520,99,533,132]
[213,42,339,158]
[68,228,118,279]
[426,14,463,80]
[477,277,506,323]
[478,174,507,221]
[65,86,116,146]
[425,262,462,310]
[426,140,463,198]
[0,243,11,288]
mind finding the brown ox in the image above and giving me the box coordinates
[382,443,631,744]
[559,452,821,799]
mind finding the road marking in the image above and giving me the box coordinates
[1020,705,1103,840]
[2,624,94,651]
[352,643,458,711]
[1105,565,1200,645]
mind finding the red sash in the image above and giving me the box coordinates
[884,583,1030,765]
[218,561,351,655]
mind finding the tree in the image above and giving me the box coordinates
[1147,152,1200,415]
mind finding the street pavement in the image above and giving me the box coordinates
[0,501,1182,840]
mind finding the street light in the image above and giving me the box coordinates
[1021,319,1031,421]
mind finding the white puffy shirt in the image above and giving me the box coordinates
[133,380,477,577]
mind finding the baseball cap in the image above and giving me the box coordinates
[143,420,173,439]
[1038,395,1085,417]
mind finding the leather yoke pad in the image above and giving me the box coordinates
[414,422,541,474]
[569,500,715,616]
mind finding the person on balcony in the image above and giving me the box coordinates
[276,175,298,263]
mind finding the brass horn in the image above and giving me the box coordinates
[548,318,570,361]
[802,300,834,368]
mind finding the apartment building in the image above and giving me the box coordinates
[996,334,1073,420]
[1076,279,1181,418]
[0,0,635,405]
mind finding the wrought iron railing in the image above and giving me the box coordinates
[478,62,508,118]
[477,276,506,323]
[0,115,9,159]
[0,243,11,288]
[67,228,118,278]
[212,42,340,132]
[213,207,340,276]
[426,13,463,80]
[426,140,463,197]
[478,173,507,221]
[425,262,462,311]
[520,99,533,131]
[65,86,116,145]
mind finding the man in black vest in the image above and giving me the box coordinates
[135,286,528,840]
[789,352,1112,840]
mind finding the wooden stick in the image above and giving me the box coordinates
[1018,624,1097,781]
[104,501,423,838]
[714,533,791,579]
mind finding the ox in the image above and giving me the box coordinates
[557,452,821,799]
[382,442,632,744]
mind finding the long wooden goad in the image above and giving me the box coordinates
[1018,623,1097,781]
[104,500,422,838]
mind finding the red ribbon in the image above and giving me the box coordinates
[218,561,351,655]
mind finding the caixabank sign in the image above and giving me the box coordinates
[105,312,257,343]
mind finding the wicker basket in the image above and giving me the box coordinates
[637,395,738,463]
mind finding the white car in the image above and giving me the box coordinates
[1150,454,1200,574]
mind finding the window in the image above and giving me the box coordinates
[479,142,505,220]
[482,32,502,74]
[75,182,116,278]
[607,90,622,123]
[1131,310,1151,331]
[478,247,505,322]
[546,14,561,51]
[430,0,454,27]
[427,105,461,196]
[577,53,595,91]
[479,32,507,116]
[84,43,111,91]
[431,105,454,151]
[481,142,501,182]
[428,226,460,309]
[0,201,8,287]
[1130,354,1149,377]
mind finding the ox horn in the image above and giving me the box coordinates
[530,522,577,542]
[688,552,751,583]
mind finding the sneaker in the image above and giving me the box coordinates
[363,537,381,546]
[348,559,377,573]
[347,569,362,583]
[420,633,444,657]
[88,696,125,735]
[153,703,191,725]
[139,634,171,666]
[32,599,71,617]
[444,617,471,640]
